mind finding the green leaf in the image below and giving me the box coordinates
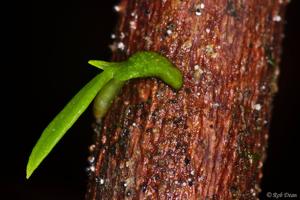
[26,70,115,179]
[88,60,123,70]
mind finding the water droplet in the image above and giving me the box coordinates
[253,104,261,111]
[89,144,96,152]
[99,178,105,185]
[85,165,95,175]
[258,161,263,168]
[195,3,205,16]
[114,5,121,12]
[250,188,256,196]
[131,12,136,17]
[117,42,125,50]
[95,177,105,185]
[123,182,128,187]
[87,156,95,164]
[130,21,137,30]
[126,190,132,196]
[212,103,220,108]
[120,32,125,39]
[249,158,253,165]
[90,166,95,172]
[264,134,269,140]
[273,15,281,22]
[166,29,172,35]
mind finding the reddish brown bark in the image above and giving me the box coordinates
[86,0,287,199]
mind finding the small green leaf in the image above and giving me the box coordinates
[26,69,116,179]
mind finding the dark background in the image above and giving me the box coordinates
[2,0,299,199]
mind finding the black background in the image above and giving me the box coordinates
[2,0,299,199]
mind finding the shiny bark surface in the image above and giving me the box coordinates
[86,0,287,199]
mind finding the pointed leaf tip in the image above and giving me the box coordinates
[25,72,115,181]
[26,163,33,179]
[88,60,112,70]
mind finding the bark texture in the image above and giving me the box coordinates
[86,0,287,199]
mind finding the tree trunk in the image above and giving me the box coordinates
[86,0,287,199]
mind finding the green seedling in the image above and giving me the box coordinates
[26,51,183,179]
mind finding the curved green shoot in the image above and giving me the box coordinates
[114,51,183,90]
[26,51,183,179]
